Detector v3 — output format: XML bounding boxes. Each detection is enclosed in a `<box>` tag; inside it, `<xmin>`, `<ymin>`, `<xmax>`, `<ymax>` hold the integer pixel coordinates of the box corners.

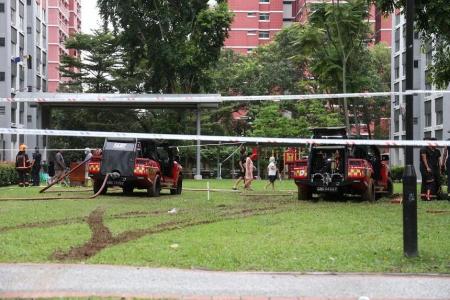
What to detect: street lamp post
<box><xmin>402</xmin><ymin>0</ymin><xmax>418</xmax><ymax>257</ymax></box>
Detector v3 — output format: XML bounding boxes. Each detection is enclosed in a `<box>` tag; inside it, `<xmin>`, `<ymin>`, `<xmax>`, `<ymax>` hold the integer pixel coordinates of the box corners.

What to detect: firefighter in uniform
<box><xmin>15</xmin><ymin>144</ymin><xmax>31</xmax><ymax>187</ymax></box>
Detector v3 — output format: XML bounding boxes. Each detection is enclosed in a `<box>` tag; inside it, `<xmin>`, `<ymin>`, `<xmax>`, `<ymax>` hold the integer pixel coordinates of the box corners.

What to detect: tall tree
<box><xmin>307</xmin><ymin>0</ymin><xmax>371</xmax><ymax>132</ymax></box>
<box><xmin>97</xmin><ymin>0</ymin><xmax>233</xmax><ymax>93</ymax></box>
<box><xmin>59</xmin><ymin>30</ymin><xmax>118</xmax><ymax>93</ymax></box>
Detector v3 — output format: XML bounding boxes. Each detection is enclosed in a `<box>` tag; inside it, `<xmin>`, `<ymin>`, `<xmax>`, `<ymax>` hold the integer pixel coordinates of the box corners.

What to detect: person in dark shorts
<box><xmin>265</xmin><ymin>156</ymin><xmax>278</xmax><ymax>191</ymax></box>
<box><xmin>232</xmin><ymin>147</ymin><xmax>247</xmax><ymax>190</ymax></box>
<box><xmin>31</xmin><ymin>147</ymin><xmax>42</xmax><ymax>186</ymax></box>
<box><xmin>420</xmin><ymin>138</ymin><xmax>441</xmax><ymax>200</ymax></box>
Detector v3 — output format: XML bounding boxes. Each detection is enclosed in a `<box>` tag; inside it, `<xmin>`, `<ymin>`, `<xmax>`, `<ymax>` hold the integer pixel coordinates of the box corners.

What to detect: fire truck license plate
<box><xmin>317</xmin><ymin>186</ymin><xmax>338</xmax><ymax>192</ymax></box>
<box><xmin>108</xmin><ymin>180</ymin><xmax>124</xmax><ymax>186</ymax></box>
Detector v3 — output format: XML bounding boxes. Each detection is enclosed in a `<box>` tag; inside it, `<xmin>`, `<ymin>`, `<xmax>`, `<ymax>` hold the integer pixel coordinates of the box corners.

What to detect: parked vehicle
<box><xmin>292</xmin><ymin>127</ymin><xmax>393</xmax><ymax>201</ymax></box>
<box><xmin>88</xmin><ymin>138</ymin><xmax>183</xmax><ymax>196</ymax></box>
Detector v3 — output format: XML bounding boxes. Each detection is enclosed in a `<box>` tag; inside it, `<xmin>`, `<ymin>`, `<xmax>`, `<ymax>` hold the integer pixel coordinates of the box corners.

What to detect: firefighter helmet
<box><xmin>19</xmin><ymin>144</ymin><xmax>27</xmax><ymax>151</ymax></box>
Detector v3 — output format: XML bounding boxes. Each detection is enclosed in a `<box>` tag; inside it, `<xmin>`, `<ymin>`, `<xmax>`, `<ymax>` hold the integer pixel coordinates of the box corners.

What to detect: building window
<box><xmin>394</xmin><ymin>55</ymin><xmax>399</xmax><ymax>79</ymax></box>
<box><xmin>424</xmin><ymin>101</ymin><xmax>431</xmax><ymax>127</ymax></box>
<box><xmin>394</xmin><ymin>28</ymin><xmax>400</xmax><ymax>52</ymax></box>
<box><xmin>0</xmin><ymin>72</ymin><xmax>5</xmax><ymax>81</ymax></box>
<box><xmin>27</xmin><ymin>26</ymin><xmax>31</xmax><ymax>34</ymax></box>
<box><xmin>402</xmin><ymin>52</ymin><xmax>406</xmax><ymax>76</ymax></box>
<box><xmin>0</xmin><ymin>3</ymin><xmax>4</xmax><ymax>13</ymax></box>
<box><xmin>247</xmin><ymin>49</ymin><xmax>254</xmax><ymax>54</ymax></box>
<box><xmin>435</xmin><ymin>97</ymin><xmax>443</xmax><ymax>125</ymax></box>
<box><xmin>259</xmin><ymin>13</ymin><xmax>270</xmax><ymax>21</ymax></box>
<box><xmin>394</xmin><ymin>82</ymin><xmax>399</xmax><ymax>106</ymax></box>
<box><xmin>394</xmin><ymin>109</ymin><xmax>400</xmax><ymax>133</ymax></box>
<box><xmin>247</xmin><ymin>30</ymin><xmax>257</xmax><ymax>36</ymax></box>
<box><xmin>0</xmin><ymin>106</ymin><xmax>5</xmax><ymax>115</ymax></box>
<box><xmin>0</xmin><ymin>37</ymin><xmax>5</xmax><ymax>47</ymax></box>
<box><xmin>259</xmin><ymin>0</ymin><xmax>270</xmax><ymax>3</ymax></box>
<box><xmin>247</xmin><ymin>12</ymin><xmax>256</xmax><ymax>17</ymax></box>
<box><xmin>259</xmin><ymin>31</ymin><xmax>270</xmax><ymax>39</ymax></box>
<box><xmin>424</xmin><ymin>131</ymin><xmax>432</xmax><ymax>139</ymax></box>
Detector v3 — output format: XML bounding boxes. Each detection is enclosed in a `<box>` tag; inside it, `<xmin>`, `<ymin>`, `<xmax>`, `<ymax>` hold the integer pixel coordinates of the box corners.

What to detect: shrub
<box><xmin>0</xmin><ymin>163</ymin><xmax>18</xmax><ymax>187</ymax></box>
<box><xmin>390</xmin><ymin>166</ymin><xmax>405</xmax><ymax>182</ymax></box>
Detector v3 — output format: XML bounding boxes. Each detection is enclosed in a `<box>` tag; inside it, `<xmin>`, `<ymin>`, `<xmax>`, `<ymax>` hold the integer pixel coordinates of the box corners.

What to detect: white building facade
<box><xmin>390</xmin><ymin>11</ymin><xmax>450</xmax><ymax>171</ymax></box>
<box><xmin>0</xmin><ymin>0</ymin><xmax>48</xmax><ymax>161</ymax></box>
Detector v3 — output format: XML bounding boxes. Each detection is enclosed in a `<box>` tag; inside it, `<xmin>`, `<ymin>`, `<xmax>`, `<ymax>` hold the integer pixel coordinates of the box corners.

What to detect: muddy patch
<box><xmin>52</xmin><ymin>207</ymin><xmax>113</xmax><ymax>260</ymax></box>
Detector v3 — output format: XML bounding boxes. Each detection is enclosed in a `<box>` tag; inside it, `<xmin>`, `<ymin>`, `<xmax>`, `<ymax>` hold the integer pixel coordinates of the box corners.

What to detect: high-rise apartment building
<box><xmin>224</xmin><ymin>0</ymin><xmax>294</xmax><ymax>54</ymax></box>
<box><xmin>224</xmin><ymin>0</ymin><xmax>392</xmax><ymax>55</ymax></box>
<box><xmin>390</xmin><ymin>10</ymin><xmax>450</xmax><ymax>171</ymax></box>
<box><xmin>47</xmin><ymin>0</ymin><xmax>80</xmax><ymax>92</ymax></box>
<box><xmin>0</xmin><ymin>0</ymin><xmax>49</xmax><ymax>161</ymax></box>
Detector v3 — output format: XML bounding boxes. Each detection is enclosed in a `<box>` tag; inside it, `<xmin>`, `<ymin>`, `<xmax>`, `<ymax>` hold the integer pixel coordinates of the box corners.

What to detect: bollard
<box><xmin>402</xmin><ymin>164</ymin><xmax>418</xmax><ymax>257</ymax></box>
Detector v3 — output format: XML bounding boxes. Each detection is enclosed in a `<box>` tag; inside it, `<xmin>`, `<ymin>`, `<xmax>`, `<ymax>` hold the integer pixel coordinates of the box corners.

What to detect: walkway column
<box><xmin>194</xmin><ymin>107</ymin><xmax>202</xmax><ymax>180</ymax></box>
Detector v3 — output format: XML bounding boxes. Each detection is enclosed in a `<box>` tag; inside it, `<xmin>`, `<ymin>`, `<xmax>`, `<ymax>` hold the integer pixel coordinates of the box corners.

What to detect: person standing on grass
<box><xmin>232</xmin><ymin>147</ymin><xmax>246</xmax><ymax>190</ymax></box>
<box><xmin>244</xmin><ymin>151</ymin><xmax>255</xmax><ymax>190</ymax></box>
<box><xmin>47</xmin><ymin>161</ymin><xmax>55</xmax><ymax>184</ymax></box>
<box><xmin>420</xmin><ymin>139</ymin><xmax>441</xmax><ymax>200</ymax></box>
<box><xmin>265</xmin><ymin>156</ymin><xmax>278</xmax><ymax>191</ymax></box>
<box><xmin>54</xmin><ymin>150</ymin><xmax>66</xmax><ymax>182</ymax></box>
<box><xmin>442</xmin><ymin>138</ymin><xmax>450</xmax><ymax>200</ymax></box>
<box><xmin>84</xmin><ymin>148</ymin><xmax>93</xmax><ymax>186</ymax></box>
<box><xmin>15</xmin><ymin>144</ymin><xmax>31</xmax><ymax>187</ymax></box>
<box><xmin>31</xmin><ymin>147</ymin><xmax>42</xmax><ymax>186</ymax></box>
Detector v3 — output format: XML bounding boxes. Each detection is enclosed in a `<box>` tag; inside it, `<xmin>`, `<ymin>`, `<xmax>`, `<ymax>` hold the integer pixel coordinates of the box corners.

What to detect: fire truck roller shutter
<box><xmin>100</xmin><ymin>141</ymin><xmax>136</xmax><ymax>177</ymax></box>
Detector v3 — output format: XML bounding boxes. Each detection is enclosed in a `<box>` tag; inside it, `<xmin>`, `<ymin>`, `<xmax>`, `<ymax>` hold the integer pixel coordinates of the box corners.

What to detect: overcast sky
<box><xmin>80</xmin><ymin>0</ymin><xmax>218</xmax><ymax>33</ymax></box>
<box><xmin>81</xmin><ymin>0</ymin><xmax>101</xmax><ymax>33</ymax></box>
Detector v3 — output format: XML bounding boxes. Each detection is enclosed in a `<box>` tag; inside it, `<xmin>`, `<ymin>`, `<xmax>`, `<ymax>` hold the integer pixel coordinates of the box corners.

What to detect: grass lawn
<box><xmin>0</xmin><ymin>179</ymin><xmax>449</xmax><ymax>273</ymax></box>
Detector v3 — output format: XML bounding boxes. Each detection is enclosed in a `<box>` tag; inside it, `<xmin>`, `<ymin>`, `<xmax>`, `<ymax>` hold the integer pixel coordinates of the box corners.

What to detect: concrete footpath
<box><xmin>0</xmin><ymin>264</ymin><xmax>449</xmax><ymax>300</ymax></box>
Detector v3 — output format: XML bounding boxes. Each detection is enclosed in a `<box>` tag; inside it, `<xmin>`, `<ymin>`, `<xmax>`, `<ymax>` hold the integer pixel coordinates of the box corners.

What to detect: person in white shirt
<box><xmin>84</xmin><ymin>148</ymin><xmax>93</xmax><ymax>186</ymax></box>
<box><xmin>265</xmin><ymin>156</ymin><xmax>278</xmax><ymax>191</ymax></box>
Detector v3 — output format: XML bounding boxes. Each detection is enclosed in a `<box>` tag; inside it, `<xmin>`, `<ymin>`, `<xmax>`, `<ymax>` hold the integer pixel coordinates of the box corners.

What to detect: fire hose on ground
<box><xmin>0</xmin><ymin>158</ymin><xmax>111</xmax><ymax>201</ymax></box>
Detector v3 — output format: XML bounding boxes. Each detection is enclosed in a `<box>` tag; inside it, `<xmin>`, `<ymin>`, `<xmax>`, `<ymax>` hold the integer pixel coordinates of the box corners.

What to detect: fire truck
<box><xmin>292</xmin><ymin>128</ymin><xmax>393</xmax><ymax>201</ymax></box>
<box><xmin>88</xmin><ymin>138</ymin><xmax>183</xmax><ymax>196</ymax></box>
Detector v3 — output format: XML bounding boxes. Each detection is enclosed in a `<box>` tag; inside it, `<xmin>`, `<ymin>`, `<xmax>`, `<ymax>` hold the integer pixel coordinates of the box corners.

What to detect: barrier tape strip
<box><xmin>1</xmin><ymin>90</ymin><xmax>450</xmax><ymax>103</ymax></box>
<box><xmin>1</xmin><ymin>128</ymin><xmax>450</xmax><ymax>148</ymax></box>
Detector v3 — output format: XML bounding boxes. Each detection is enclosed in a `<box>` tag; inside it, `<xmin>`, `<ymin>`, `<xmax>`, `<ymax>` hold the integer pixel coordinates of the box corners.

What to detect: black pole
<box><xmin>402</xmin><ymin>0</ymin><xmax>418</xmax><ymax>257</ymax></box>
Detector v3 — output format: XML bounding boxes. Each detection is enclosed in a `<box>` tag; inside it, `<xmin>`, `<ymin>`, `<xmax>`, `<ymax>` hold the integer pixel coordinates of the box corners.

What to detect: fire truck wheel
<box><xmin>176</xmin><ymin>177</ymin><xmax>183</xmax><ymax>194</ymax></box>
<box><xmin>170</xmin><ymin>176</ymin><xmax>183</xmax><ymax>195</ymax></box>
<box><xmin>148</xmin><ymin>176</ymin><xmax>161</xmax><ymax>197</ymax></box>
<box><xmin>386</xmin><ymin>179</ymin><xmax>394</xmax><ymax>196</ymax></box>
<box><xmin>297</xmin><ymin>185</ymin><xmax>311</xmax><ymax>201</ymax></box>
<box><xmin>362</xmin><ymin>179</ymin><xmax>375</xmax><ymax>202</ymax></box>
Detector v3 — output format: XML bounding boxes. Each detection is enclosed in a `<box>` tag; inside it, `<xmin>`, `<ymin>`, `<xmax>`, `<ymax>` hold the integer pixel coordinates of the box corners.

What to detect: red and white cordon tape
<box><xmin>1</xmin><ymin>128</ymin><xmax>449</xmax><ymax>148</ymax></box>
<box><xmin>1</xmin><ymin>90</ymin><xmax>450</xmax><ymax>103</ymax></box>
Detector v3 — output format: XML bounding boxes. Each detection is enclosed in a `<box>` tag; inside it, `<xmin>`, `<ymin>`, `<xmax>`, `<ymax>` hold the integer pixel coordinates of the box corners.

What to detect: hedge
<box><xmin>0</xmin><ymin>163</ymin><xmax>18</xmax><ymax>187</ymax></box>
<box><xmin>390</xmin><ymin>166</ymin><xmax>405</xmax><ymax>182</ymax></box>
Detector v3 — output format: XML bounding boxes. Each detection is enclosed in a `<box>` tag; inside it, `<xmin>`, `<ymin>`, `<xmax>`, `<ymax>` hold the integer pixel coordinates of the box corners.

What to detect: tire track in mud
<box><xmin>50</xmin><ymin>205</ymin><xmax>289</xmax><ymax>261</ymax></box>
<box><xmin>0</xmin><ymin>196</ymin><xmax>297</xmax><ymax>233</ymax></box>
<box><xmin>0</xmin><ymin>210</ymin><xmax>167</xmax><ymax>233</ymax></box>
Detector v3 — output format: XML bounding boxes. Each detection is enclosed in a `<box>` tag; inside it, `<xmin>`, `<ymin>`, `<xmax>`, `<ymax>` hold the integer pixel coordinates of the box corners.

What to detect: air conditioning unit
<box><xmin>10</xmin><ymin>123</ymin><xmax>17</xmax><ymax>128</ymax></box>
